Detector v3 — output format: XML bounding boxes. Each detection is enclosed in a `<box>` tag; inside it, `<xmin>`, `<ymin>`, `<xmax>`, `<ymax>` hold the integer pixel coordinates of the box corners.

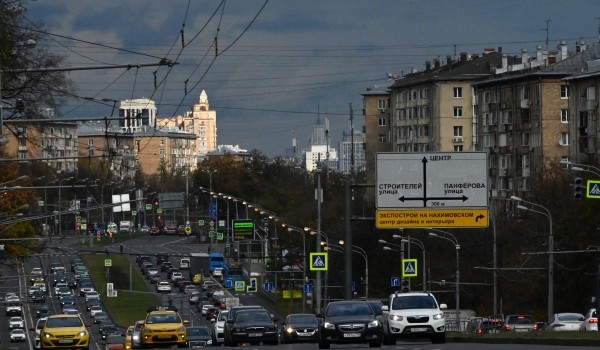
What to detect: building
<box><xmin>303</xmin><ymin>117</ymin><xmax>338</xmax><ymax>172</ymax></box>
<box><xmin>118</xmin><ymin>98</ymin><xmax>157</xmax><ymax>132</ymax></box>
<box><xmin>206</xmin><ymin>144</ymin><xmax>252</xmax><ymax>163</ymax></box>
<box><xmin>156</xmin><ymin>90</ymin><xmax>217</xmax><ymax>160</ymax></box>
<box><xmin>338</xmin><ymin>131</ymin><xmax>366</xmax><ymax>175</ymax></box>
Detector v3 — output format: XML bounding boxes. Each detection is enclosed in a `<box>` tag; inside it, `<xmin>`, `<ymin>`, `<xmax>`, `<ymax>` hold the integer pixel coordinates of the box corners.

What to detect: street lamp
<box><xmin>392</xmin><ymin>235</ymin><xmax>427</xmax><ymax>292</ymax></box>
<box><xmin>327</xmin><ymin>242</ymin><xmax>369</xmax><ymax>299</ymax></box>
<box><xmin>286</xmin><ymin>226</ymin><xmax>306</xmax><ymax>313</ymax></box>
<box><xmin>429</xmin><ymin>230</ymin><xmax>460</xmax><ymax>328</ymax></box>
<box><xmin>58</xmin><ymin>176</ymin><xmax>73</xmax><ymax>239</ymax></box>
<box><xmin>511</xmin><ymin>195</ymin><xmax>553</xmax><ymax>322</ymax></box>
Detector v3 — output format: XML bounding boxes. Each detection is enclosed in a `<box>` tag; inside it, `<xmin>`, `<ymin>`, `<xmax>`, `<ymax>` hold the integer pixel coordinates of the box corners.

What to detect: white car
<box><xmin>171</xmin><ymin>272</ymin><xmax>183</xmax><ymax>282</ymax></box>
<box><xmin>9</xmin><ymin>316</ymin><xmax>25</xmax><ymax>329</ymax></box>
<box><xmin>85</xmin><ymin>291</ymin><xmax>100</xmax><ymax>301</ymax></box>
<box><xmin>9</xmin><ymin>328</ymin><xmax>27</xmax><ymax>342</ymax></box>
<box><xmin>156</xmin><ymin>281</ymin><xmax>172</xmax><ymax>293</ymax></box>
<box><xmin>90</xmin><ymin>305</ymin><xmax>104</xmax><ymax>317</ymax></box>
<box><xmin>30</xmin><ymin>268</ymin><xmax>44</xmax><ymax>282</ymax></box>
<box><xmin>200</xmin><ymin>304</ymin><xmax>213</xmax><ymax>316</ymax></box>
<box><xmin>212</xmin><ymin>310</ymin><xmax>228</xmax><ymax>344</ymax></box>
<box><xmin>581</xmin><ymin>308</ymin><xmax>598</xmax><ymax>331</ymax></box>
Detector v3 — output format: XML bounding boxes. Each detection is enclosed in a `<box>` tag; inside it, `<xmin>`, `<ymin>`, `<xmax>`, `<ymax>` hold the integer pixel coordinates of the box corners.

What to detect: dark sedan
<box><xmin>186</xmin><ymin>326</ymin><xmax>213</xmax><ymax>347</ymax></box>
<box><xmin>318</xmin><ymin>300</ymin><xmax>382</xmax><ymax>349</ymax></box>
<box><xmin>281</xmin><ymin>313</ymin><xmax>319</xmax><ymax>343</ymax></box>
<box><xmin>224</xmin><ymin>309</ymin><xmax>279</xmax><ymax>346</ymax></box>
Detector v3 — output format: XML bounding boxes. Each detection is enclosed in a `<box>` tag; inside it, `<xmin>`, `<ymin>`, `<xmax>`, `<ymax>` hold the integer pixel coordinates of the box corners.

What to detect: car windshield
<box><xmin>187</xmin><ymin>327</ymin><xmax>211</xmax><ymax>336</ymax></box>
<box><xmin>235</xmin><ymin>311</ymin><xmax>271</xmax><ymax>322</ymax></box>
<box><xmin>146</xmin><ymin>314</ymin><xmax>181</xmax><ymax>324</ymax></box>
<box><xmin>288</xmin><ymin>315</ymin><xmax>317</xmax><ymax>324</ymax></box>
<box><xmin>46</xmin><ymin>317</ymin><xmax>83</xmax><ymax>327</ymax></box>
<box><xmin>326</xmin><ymin>302</ymin><xmax>373</xmax><ymax>317</ymax></box>
<box><xmin>391</xmin><ymin>296</ymin><xmax>437</xmax><ymax>310</ymax></box>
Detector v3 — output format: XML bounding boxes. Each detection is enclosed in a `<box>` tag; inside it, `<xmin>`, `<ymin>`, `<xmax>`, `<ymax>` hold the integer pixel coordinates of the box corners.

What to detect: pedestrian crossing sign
<box><xmin>402</xmin><ymin>259</ymin><xmax>418</xmax><ymax>278</ymax></box>
<box><xmin>310</xmin><ymin>252</ymin><xmax>328</xmax><ymax>271</ymax></box>
<box><xmin>587</xmin><ymin>180</ymin><xmax>600</xmax><ymax>199</ymax></box>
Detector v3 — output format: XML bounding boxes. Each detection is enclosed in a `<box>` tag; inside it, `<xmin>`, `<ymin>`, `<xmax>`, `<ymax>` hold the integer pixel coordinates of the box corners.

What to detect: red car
<box><xmin>149</xmin><ymin>227</ymin><xmax>161</xmax><ymax>236</ymax></box>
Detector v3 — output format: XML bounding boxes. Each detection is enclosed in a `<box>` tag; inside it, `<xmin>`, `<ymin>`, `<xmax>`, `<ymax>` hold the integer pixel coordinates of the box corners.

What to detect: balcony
<box><xmin>452</xmin><ymin>136</ymin><xmax>464</xmax><ymax>143</ymax></box>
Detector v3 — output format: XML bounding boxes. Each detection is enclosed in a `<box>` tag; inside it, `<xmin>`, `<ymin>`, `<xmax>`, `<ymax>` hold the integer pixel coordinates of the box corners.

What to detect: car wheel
<box><xmin>383</xmin><ymin>331</ymin><xmax>396</xmax><ymax>345</ymax></box>
<box><xmin>318</xmin><ymin>341</ymin><xmax>330</xmax><ymax>349</ymax></box>
<box><xmin>369</xmin><ymin>341</ymin><xmax>382</xmax><ymax>347</ymax></box>
<box><xmin>431</xmin><ymin>333</ymin><xmax>446</xmax><ymax>344</ymax></box>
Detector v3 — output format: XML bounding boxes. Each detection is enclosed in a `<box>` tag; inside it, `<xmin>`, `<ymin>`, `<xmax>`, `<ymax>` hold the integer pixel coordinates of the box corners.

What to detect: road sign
<box><xmin>234</xmin><ymin>280</ymin><xmax>245</xmax><ymax>292</ymax></box>
<box><xmin>310</xmin><ymin>253</ymin><xmax>328</xmax><ymax>271</ymax></box>
<box><xmin>225</xmin><ymin>279</ymin><xmax>234</xmax><ymax>288</ymax></box>
<box><xmin>156</xmin><ymin>208</ymin><xmax>163</xmax><ymax>214</ymax></box>
<box><xmin>402</xmin><ymin>259</ymin><xmax>418</xmax><ymax>278</ymax></box>
<box><xmin>587</xmin><ymin>180</ymin><xmax>600</xmax><ymax>198</ymax></box>
<box><xmin>216</xmin><ymin>232</ymin><xmax>224</xmax><ymax>240</ymax></box>
<box><xmin>233</xmin><ymin>219</ymin><xmax>254</xmax><ymax>240</ymax></box>
<box><xmin>304</xmin><ymin>283</ymin><xmax>313</xmax><ymax>293</ymax></box>
<box><xmin>104</xmin><ymin>259</ymin><xmax>112</xmax><ymax>267</ymax></box>
<box><xmin>391</xmin><ymin>277</ymin><xmax>400</xmax><ymax>287</ymax></box>
<box><xmin>376</xmin><ymin>208</ymin><xmax>489</xmax><ymax>228</ymax></box>
<box><xmin>132</xmin><ymin>210</ymin><xmax>137</xmax><ymax>216</ymax></box>
<box><xmin>198</xmin><ymin>219</ymin><xmax>205</xmax><ymax>226</ymax></box>
<box><xmin>351</xmin><ymin>281</ymin><xmax>356</xmax><ymax>292</ymax></box>
<box><xmin>264</xmin><ymin>282</ymin><xmax>273</xmax><ymax>292</ymax></box>
<box><xmin>376</xmin><ymin>152</ymin><xmax>488</xmax><ymax>209</ymax></box>
<box><xmin>185</xmin><ymin>225</ymin><xmax>192</xmax><ymax>235</ymax></box>
<box><xmin>146</xmin><ymin>204</ymin><xmax>152</xmax><ymax>210</ymax></box>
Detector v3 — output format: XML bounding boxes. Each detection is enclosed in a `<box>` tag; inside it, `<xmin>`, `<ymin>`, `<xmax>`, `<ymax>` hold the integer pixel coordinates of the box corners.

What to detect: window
<box><xmin>522</xmin><ymin>154</ymin><xmax>530</xmax><ymax>169</ymax></box>
<box><xmin>419</xmin><ymin>106</ymin><xmax>429</xmax><ymax>118</ymax></box>
<box><xmin>453</xmin><ymin>126</ymin><xmax>463</xmax><ymax>137</ymax></box>
<box><xmin>399</xmin><ymin>109</ymin><xmax>406</xmax><ymax>120</ymax></box>
<box><xmin>499</xmin><ymin>156</ymin><xmax>507</xmax><ymax>169</ymax></box>
<box><xmin>560</xmin><ymin>85</ymin><xmax>569</xmax><ymax>99</ymax></box>
<box><xmin>561</xmin><ymin>109</ymin><xmax>569</xmax><ymax>123</ymax></box>
<box><xmin>453</xmin><ymin>87</ymin><xmax>463</xmax><ymax>98</ymax></box>
<box><xmin>453</xmin><ymin>107</ymin><xmax>463</xmax><ymax>118</ymax></box>
<box><xmin>88</xmin><ymin>139</ymin><xmax>93</xmax><ymax>146</ymax></box>
<box><xmin>378</xmin><ymin>134</ymin><xmax>386</xmax><ymax>143</ymax></box>
<box><xmin>378</xmin><ymin>117</ymin><xmax>387</xmax><ymax>126</ymax></box>
<box><xmin>378</xmin><ymin>99</ymin><xmax>387</xmax><ymax>111</ymax></box>
<box><xmin>522</xmin><ymin>132</ymin><xmax>530</xmax><ymax>146</ymax></box>
<box><xmin>560</xmin><ymin>132</ymin><xmax>569</xmax><ymax>146</ymax></box>
<box><xmin>587</xmin><ymin>86</ymin><xmax>596</xmax><ymax>101</ymax></box>
<box><xmin>454</xmin><ymin>145</ymin><xmax>463</xmax><ymax>152</ymax></box>
<box><xmin>420</xmin><ymin>88</ymin><xmax>429</xmax><ymax>99</ymax></box>
<box><xmin>418</xmin><ymin>125</ymin><xmax>429</xmax><ymax>137</ymax></box>
<box><xmin>159</xmin><ymin>139</ymin><xmax>165</xmax><ymax>146</ymax></box>
<box><xmin>411</xmin><ymin>90</ymin><xmax>418</xmax><ymax>100</ymax></box>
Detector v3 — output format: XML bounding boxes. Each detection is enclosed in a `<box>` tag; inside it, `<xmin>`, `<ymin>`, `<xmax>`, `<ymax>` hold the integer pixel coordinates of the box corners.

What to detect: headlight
<box><xmin>390</xmin><ymin>315</ymin><xmax>403</xmax><ymax>321</ymax></box>
<box><xmin>368</xmin><ymin>320</ymin><xmax>379</xmax><ymax>328</ymax></box>
<box><xmin>432</xmin><ymin>312</ymin><xmax>444</xmax><ymax>320</ymax></box>
<box><xmin>43</xmin><ymin>332</ymin><xmax>53</xmax><ymax>338</ymax></box>
<box><xmin>133</xmin><ymin>335</ymin><xmax>140</xmax><ymax>340</ymax></box>
<box><xmin>323</xmin><ymin>322</ymin><xmax>335</xmax><ymax>330</ymax></box>
<box><xmin>78</xmin><ymin>331</ymin><xmax>87</xmax><ymax>337</ymax></box>
<box><xmin>207</xmin><ymin>340</ymin><xmax>212</xmax><ymax>345</ymax></box>
<box><xmin>215</xmin><ymin>325</ymin><xmax>223</xmax><ymax>331</ymax></box>
<box><xmin>285</xmin><ymin>327</ymin><xmax>295</xmax><ymax>334</ymax></box>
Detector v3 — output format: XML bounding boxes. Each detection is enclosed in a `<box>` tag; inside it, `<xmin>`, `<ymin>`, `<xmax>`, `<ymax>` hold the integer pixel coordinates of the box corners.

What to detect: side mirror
<box><xmin>381</xmin><ymin>305</ymin><xmax>389</xmax><ymax>312</ymax></box>
<box><xmin>439</xmin><ymin>304</ymin><xmax>448</xmax><ymax>310</ymax></box>
<box><xmin>85</xmin><ymin>322</ymin><xmax>92</xmax><ymax>328</ymax></box>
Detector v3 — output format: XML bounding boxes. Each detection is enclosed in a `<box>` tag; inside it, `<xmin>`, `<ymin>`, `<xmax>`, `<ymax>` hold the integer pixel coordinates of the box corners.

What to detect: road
<box><xmin>1</xmin><ymin>235</ymin><xmax>598</xmax><ymax>350</ymax></box>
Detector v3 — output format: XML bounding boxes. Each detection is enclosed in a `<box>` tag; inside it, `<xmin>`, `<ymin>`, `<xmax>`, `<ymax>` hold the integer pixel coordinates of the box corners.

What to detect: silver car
<box><xmin>546</xmin><ymin>313</ymin><xmax>584</xmax><ymax>331</ymax></box>
<box><xmin>580</xmin><ymin>308</ymin><xmax>598</xmax><ymax>331</ymax></box>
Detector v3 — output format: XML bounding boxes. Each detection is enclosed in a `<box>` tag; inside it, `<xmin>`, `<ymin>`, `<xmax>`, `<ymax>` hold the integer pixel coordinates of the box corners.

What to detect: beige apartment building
<box><xmin>156</xmin><ymin>89</ymin><xmax>217</xmax><ymax>160</ymax></box>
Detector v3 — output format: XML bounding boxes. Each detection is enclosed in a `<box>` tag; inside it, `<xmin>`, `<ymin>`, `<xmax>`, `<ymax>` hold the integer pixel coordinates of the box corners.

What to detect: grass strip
<box><xmin>82</xmin><ymin>253</ymin><xmax>159</xmax><ymax>327</ymax></box>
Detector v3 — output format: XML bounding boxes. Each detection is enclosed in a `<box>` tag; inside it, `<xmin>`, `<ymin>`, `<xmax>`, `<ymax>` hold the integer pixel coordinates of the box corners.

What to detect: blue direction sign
<box><xmin>264</xmin><ymin>282</ymin><xmax>273</xmax><ymax>292</ymax></box>
<box><xmin>352</xmin><ymin>282</ymin><xmax>356</xmax><ymax>292</ymax></box>
<box><xmin>391</xmin><ymin>277</ymin><xmax>400</xmax><ymax>287</ymax></box>
<box><xmin>402</xmin><ymin>259</ymin><xmax>418</xmax><ymax>278</ymax></box>
<box><xmin>310</xmin><ymin>253</ymin><xmax>328</xmax><ymax>271</ymax></box>
<box><xmin>225</xmin><ymin>278</ymin><xmax>234</xmax><ymax>288</ymax></box>
<box><xmin>304</xmin><ymin>283</ymin><xmax>313</xmax><ymax>293</ymax></box>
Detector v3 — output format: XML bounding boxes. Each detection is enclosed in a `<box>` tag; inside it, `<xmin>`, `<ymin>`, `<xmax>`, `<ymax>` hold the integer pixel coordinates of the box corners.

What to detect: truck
<box><xmin>209</xmin><ymin>252</ymin><xmax>225</xmax><ymax>273</ymax></box>
<box><xmin>119</xmin><ymin>221</ymin><xmax>131</xmax><ymax>233</ymax></box>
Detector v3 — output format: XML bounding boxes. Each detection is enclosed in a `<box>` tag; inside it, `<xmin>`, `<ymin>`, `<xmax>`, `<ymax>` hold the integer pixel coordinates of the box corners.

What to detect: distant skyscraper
<box><xmin>304</xmin><ymin>116</ymin><xmax>338</xmax><ymax>172</ymax></box>
<box><xmin>339</xmin><ymin>131</ymin><xmax>365</xmax><ymax>174</ymax></box>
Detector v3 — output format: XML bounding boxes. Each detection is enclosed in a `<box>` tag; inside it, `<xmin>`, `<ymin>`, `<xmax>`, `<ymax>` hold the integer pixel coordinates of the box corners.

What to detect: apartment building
<box><xmin>475</xmin><ymin>41</ymin><xmax>599</xmax><ymax>199</ymax></box>
<box><xmin>338</xmin><ymin>131</ymin><xmax>366</xmax><ymax>175</ymax></box>
<box><xmin>156</xmin><ymin>89</ymin><xmax>217</xmax><ymax>160</ymax></box>
<box><xmin>2</xmin><ymin>121</ymin><xmax>78</xmax><ymax>174</ymax></box>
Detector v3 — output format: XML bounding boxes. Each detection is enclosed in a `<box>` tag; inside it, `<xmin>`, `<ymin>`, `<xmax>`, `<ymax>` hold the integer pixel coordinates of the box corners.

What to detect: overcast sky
<box><xmin>25</xmin><ymin>0</ymin><xmax>600</xmax><ymax>157</ymax></box>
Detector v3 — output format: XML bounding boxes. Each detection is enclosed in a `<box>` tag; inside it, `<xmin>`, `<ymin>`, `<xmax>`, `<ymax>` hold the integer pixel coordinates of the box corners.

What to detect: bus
<box><xmin>209</xmin><ymin>252</ymin><xmax>225</xmax><ymax>273</ymax></box>
<box><xmin>223</xmin><ymin>264</ymin><xmax>244</xmax><ymax>282</ymax></box>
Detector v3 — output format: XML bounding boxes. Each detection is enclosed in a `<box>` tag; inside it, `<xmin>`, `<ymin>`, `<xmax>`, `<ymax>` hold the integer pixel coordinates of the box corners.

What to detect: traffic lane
<box><xmin>240</xmin><ymin>342</ymin><xmax>600</xmax><ymax>350</ymax></box>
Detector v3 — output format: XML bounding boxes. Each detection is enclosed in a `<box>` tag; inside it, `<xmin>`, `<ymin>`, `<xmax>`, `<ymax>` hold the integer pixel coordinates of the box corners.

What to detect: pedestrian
<box><xmin>120</xmin><ymin>244</ymin><xmax>124</xmax><ymax>254</ymax></box>
<box><xmin>208</xmin><ymin>245</ymin><xmax>212</xmax><ymax>253</ymax></box>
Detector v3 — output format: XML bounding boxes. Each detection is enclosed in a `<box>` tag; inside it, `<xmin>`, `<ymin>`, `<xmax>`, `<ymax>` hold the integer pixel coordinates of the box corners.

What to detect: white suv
<box><xmin>381</xmin><ymin>292</ymin><xmax>447</xmax><ymax>344</ymax></box>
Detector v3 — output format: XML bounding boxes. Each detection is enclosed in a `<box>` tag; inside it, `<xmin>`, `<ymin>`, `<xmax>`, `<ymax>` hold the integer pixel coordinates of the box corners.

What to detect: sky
<box><xmin>24</xmin><ymin>0</ymin><xmax>600</xmax><ymax>157</ymax></box>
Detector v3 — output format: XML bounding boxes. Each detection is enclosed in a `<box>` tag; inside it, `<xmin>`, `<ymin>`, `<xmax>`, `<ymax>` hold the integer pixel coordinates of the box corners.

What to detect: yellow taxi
<box><xmin>192</xmin><ymin>274</ymin><xmax>203</xmax><ymax>285</ymax></box>
<box><xmin>140</xmin><ymin>311</ymin><xmax>186</xmax><ymax>348</ymax></box>
<box><xmin>123</xmin><ymin>326</ymin><xmax>134</xmax><ymax>350</ymax></box>
<box><xmin>40</xmin><ymin>314</ymin><xmax>90</xmax><ymax>350</ymax></box>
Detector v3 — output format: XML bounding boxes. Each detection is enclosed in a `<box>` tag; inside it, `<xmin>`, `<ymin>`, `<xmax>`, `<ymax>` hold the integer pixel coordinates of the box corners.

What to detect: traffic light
<box><xmin>153</xmin><ymin>197</ymin><xmax>159</xmax><ymax>208</ymax></box>
<box><xmin>401</xmin><ymin>279</ymin><xmax>410</xmax><ymax>293</ymax></box>
<box><xmin>574</xmin><ymin>177</ymin><xmax>583</xmax><ymax>199</ymax></box>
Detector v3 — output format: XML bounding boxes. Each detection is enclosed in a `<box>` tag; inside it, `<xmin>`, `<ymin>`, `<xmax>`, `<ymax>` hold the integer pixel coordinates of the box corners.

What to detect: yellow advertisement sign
<box><xmin>376</xmin><ymin>208</ymin><xmax>489</xmax><ymax>228</ymax></box>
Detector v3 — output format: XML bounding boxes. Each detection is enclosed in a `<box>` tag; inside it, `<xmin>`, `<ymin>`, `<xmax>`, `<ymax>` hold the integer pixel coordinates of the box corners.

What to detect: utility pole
<box><xmin>344</xmin><ymin>103</ymin><xmax>354</xmax><ymax>300</ymax></box>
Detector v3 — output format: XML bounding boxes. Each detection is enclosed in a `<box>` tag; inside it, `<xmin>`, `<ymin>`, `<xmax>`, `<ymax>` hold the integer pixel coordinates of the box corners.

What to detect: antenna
<box><xmin>544</xmin><ymin>19</ymin><xmax>551</xmax><ymax>50</ymax></box>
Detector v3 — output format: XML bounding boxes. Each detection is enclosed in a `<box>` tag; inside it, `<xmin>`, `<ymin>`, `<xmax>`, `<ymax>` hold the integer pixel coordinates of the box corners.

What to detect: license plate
<box><xmin>410</xmin><ymin>327</ymin><xmax>428</xmax><ymax>332</ymax></box>
<box><xmin>515</xmin><ymin>328</ymin><xmax>529</xmax><ymax>332</ymax></box>
<box><xmin>58</xmin><ymin>339</ymin><xmax>73</xmax><ymax>344</ymax></box>
<box><xmin>298</xmin><ymin>333</ymin><xmax>312</xmax><ymax>336</ymax></box>
<box><xmin>249</xmin><ymin>333</ymin><xmax>262</xmax><ymax>337</ymax></box>
<box><xmin>343</xmin><ymin>333</ymin><xmax>361</xmax><ymax>338</ymax></box>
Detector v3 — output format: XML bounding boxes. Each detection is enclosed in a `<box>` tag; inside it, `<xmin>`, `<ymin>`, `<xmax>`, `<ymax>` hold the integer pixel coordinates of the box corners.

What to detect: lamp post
<box><xmin>286</xmin><ymin>226</ymin><xmax>306</xmax><ymax>313</ymax></box>
<box><xmin>511</xmin><ymin>195</ymin><xmax>553</xmax><ymax>322</ymax></box>
<box><xmin>327</xmin><ymin>242</ymin><xmax>369</xmax><ymax>299</ymax></box>
<box><xmin>308</xmin><ymin>228</ymin><xmax>329</xmax><ymax>309</ymax></box>
<box><xmin>429</xmin><ymin>230</ymin><xmax>460</xmax><ymax>329</ymax></box>
<box><xmin>393</xmin><ymin>235</ymin><xmax>427</xmax><ymax>292</ymax></box>
<box><xmin>58</xmin><ymin>176</ymin><xmax>73</xmax><ymax>239</ymax></box>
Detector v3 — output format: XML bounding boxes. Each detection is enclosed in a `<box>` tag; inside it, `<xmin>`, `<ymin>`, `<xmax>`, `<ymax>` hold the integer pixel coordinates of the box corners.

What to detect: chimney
<box><xmin>502</xmin><ymin>54</ymin><xmax>508</xmax><ymax>69</ymax></box>
<box><xmin>498</xmin><ymin>47</ymin><xmax>503</xmax><ymax>53</ymax></box>
<box><xmin>460</xmin><ymin>52</ymin><xmax>468</xmax><ymax>62</ymax></box>
<box><xmin>535</xmin><ymin>45</ymin><xmax>542</xmax><ymax>63</ymax></box>
<box><xmin>446</xmin><ymin>55</ymin><xmax>454</xmax><ymax>65</ymax></box>
<box><xmin>557</xmin><ymin>40</ymin><xmax>567</xmax><ymax>61</ymax></box>
<box><xmin>433</xmin><ymin>58</ymin><xmax>440</xmax><ymax>68</ymax></box>
<box><xmin>425</xmin><ymin>61</ymin><xmax>431</xmax><ymax>71</ymax></box>
<box><xmin>576</xmin><ymin>40</ymin><xmax>587</xmax><ymax>52</ymax></box>
<box><xmin>521</xmin><ymin>48</ymin><xmax>529</xmax><ymax>63</ymax></box>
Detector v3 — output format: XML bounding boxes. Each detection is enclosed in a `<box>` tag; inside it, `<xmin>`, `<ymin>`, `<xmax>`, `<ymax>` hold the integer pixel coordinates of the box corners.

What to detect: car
<box><xmin>192</xmin><ymin>274</ymin><xmax>202</xmax><ymax>285</ymax></box>
<box><xmin>546</xmin><ymin>312</ymin><xmax>585</xmax><ymax>331</ymax></box>
<box><xmin>189</xmin><ymin>292</ymin><xmax>201</xmax><ymax>305</ymax></box>
<box><xmin>149</xmin><ymin>226</ymin><xmax>161</xmax><ymax>235</ymax></box>
<box><xmin>179</xmin><ymin>258</ymin><xmax>190</xmax><ymax>270</ymax></box>
<box><xmin>146</xmin><ymin>267</ymin><xmax>159</xmax><ymax>279</ymax></box>
<box><xmin>580</xmin><ymin>308</ymin><xmax>597</xmax><ymax>331</ymax></box>
<box><xmin>94</xmin><ymin>312</ymin><xmax>109</xmax><ymax>324</ymax></box>
<box><xmin>85</xmin><ymin>291</ymin><xmax>100</xmax><ymax>302</ymax></box>
<box><xmin>223</xmin><ymin>308</ymin><xmax>279</xmax><ymax>346</ymax></box>
<box><xmin>140</xmin><ymin>310</ymin><xmax>187</xmax><ymax>348</ymax></box>
<box><xmin>211</xmin><ymin>310</ymin><xmax>228</xmax><ymax>345</ymax></box>
<box><xmin>99</xmin><ymin>323</ymin><xmax>121</xmax><ymax>339</ymax></box>
<box><xmin>90</xmin><ymin>305</ymin><xmax>103</xmax><ymax>317</ymax></box>
<box><xmin>186</xmin><ymin>326</ymin><xmax>213</xmax><ymax>347</ymax></box>
<box><xmin>31</xmin><ymin>291</ymin><xmax>46</xmax><ymax>303</ymax></box>
<box><xmin>30</xmin><ymin>267</ymin><xmax>44</xmax><ymax>283</ymax></box>
<box><xmin>86</xmin><ymin>298</ymin><xmax>101</xmax><ymax>311</ymax></box>
<box><xmin>32</xmin><ymin>317</ymin><xmax>47</xmax><ymax>349</ymax></box>
<box><xmin>39</xmin><ymin>314</ymin><xmax>90</xmax><ymax>350</ymax></box>
<box><xmin>131</xmin><ymin>320</ymin><xmax>144</xmax><ymax>349</ymax></box>
<box><xmin>466</xmin><ymin>317</ymin><xmax>503</xmax><ymax>334</ymax></box>
<box><xmin>80</xmin><ymin>284</ymin><xmax>95</xmax><ymax>297</ymax></box>
<box><xmin>161</xmin><ymin>261</ymin><xmax>174</xmax><ymax>272</ymax></box>
<box><xmin>29</xmin><ymin>285</ymin><xmax>43</xmax><ymax>297</ymax></box>
<box><xmin>6</xmin><ymin>301</ymin><xmax>22</xmax><ymax>316</ymax></box>
<box><xmin>200</xmin><ymin>304</ymin><xmax>214</xmax><ymax>317</ymax></box>
<box><xmin>60</xmin><ymin>294</ymin><xmax>75</xmax><ymax>307</ymax></box>
<box><xmin>104</xmin><ymin>334</ymin><xmax>125</xmax><ymax>350</ymax></box>
<box><xmin>123</xmin><ymin>326</ymin><xmax>134</xmax><ymax>350</ymax></box>
<box><xmin>63</xmin><ymin>308</ymin><xmax>80</xmax><ymax>315</ymax></box>
<box><xmin>156</xmin><ymin>281</ymin><xmax>172</xmax><ymax>293</ymax></box>
<box><xmin>318</xmin><ymin>300</ymin><xmax>382</xmax><ymax>349</ymax></box>
<box><xmin>503</xmin><ymin>314</ymin><xmax>538</xmax><ymax>332</ymax></box>
<box><xmin>36</xmin><ymin>305</ymin><xmax>53</xmax><ymax>318</ymax></box>
<box><xmin>281</xmin><ymin>313</ymin><xmax>319</xmax><ymax>343</ymax></box>
<box><xmin>170</xmin><ymin>271</ymin><xmax>183</xmax><ymax>282</ymax></box>
<box><xmin>9</xmin><ymin>316</ymin><xmax>25</xmax><ymax>329</ymax></box>
<box><xmin>178</xmin><ymin>280</ymin><xmax>192</xmax><ymax>293</ymax></box>
<box><xmin>10</xmin><ymin>328</ymin><xmax>27</xmax><ymax>342</ymax></box>
<box><xmin>149</xmin><ymin>274</ymin><xmax>162</xmax><ymax>284</ymax></box>
<box><xmin>381</xmin><ymin>292</ymin><xmax>446</xmax><ymax>345</ymax></box>
<box><xmin>140</xmin><ymin>225</ymin><xmax>150</xmax><ymax>233</ymax></box>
